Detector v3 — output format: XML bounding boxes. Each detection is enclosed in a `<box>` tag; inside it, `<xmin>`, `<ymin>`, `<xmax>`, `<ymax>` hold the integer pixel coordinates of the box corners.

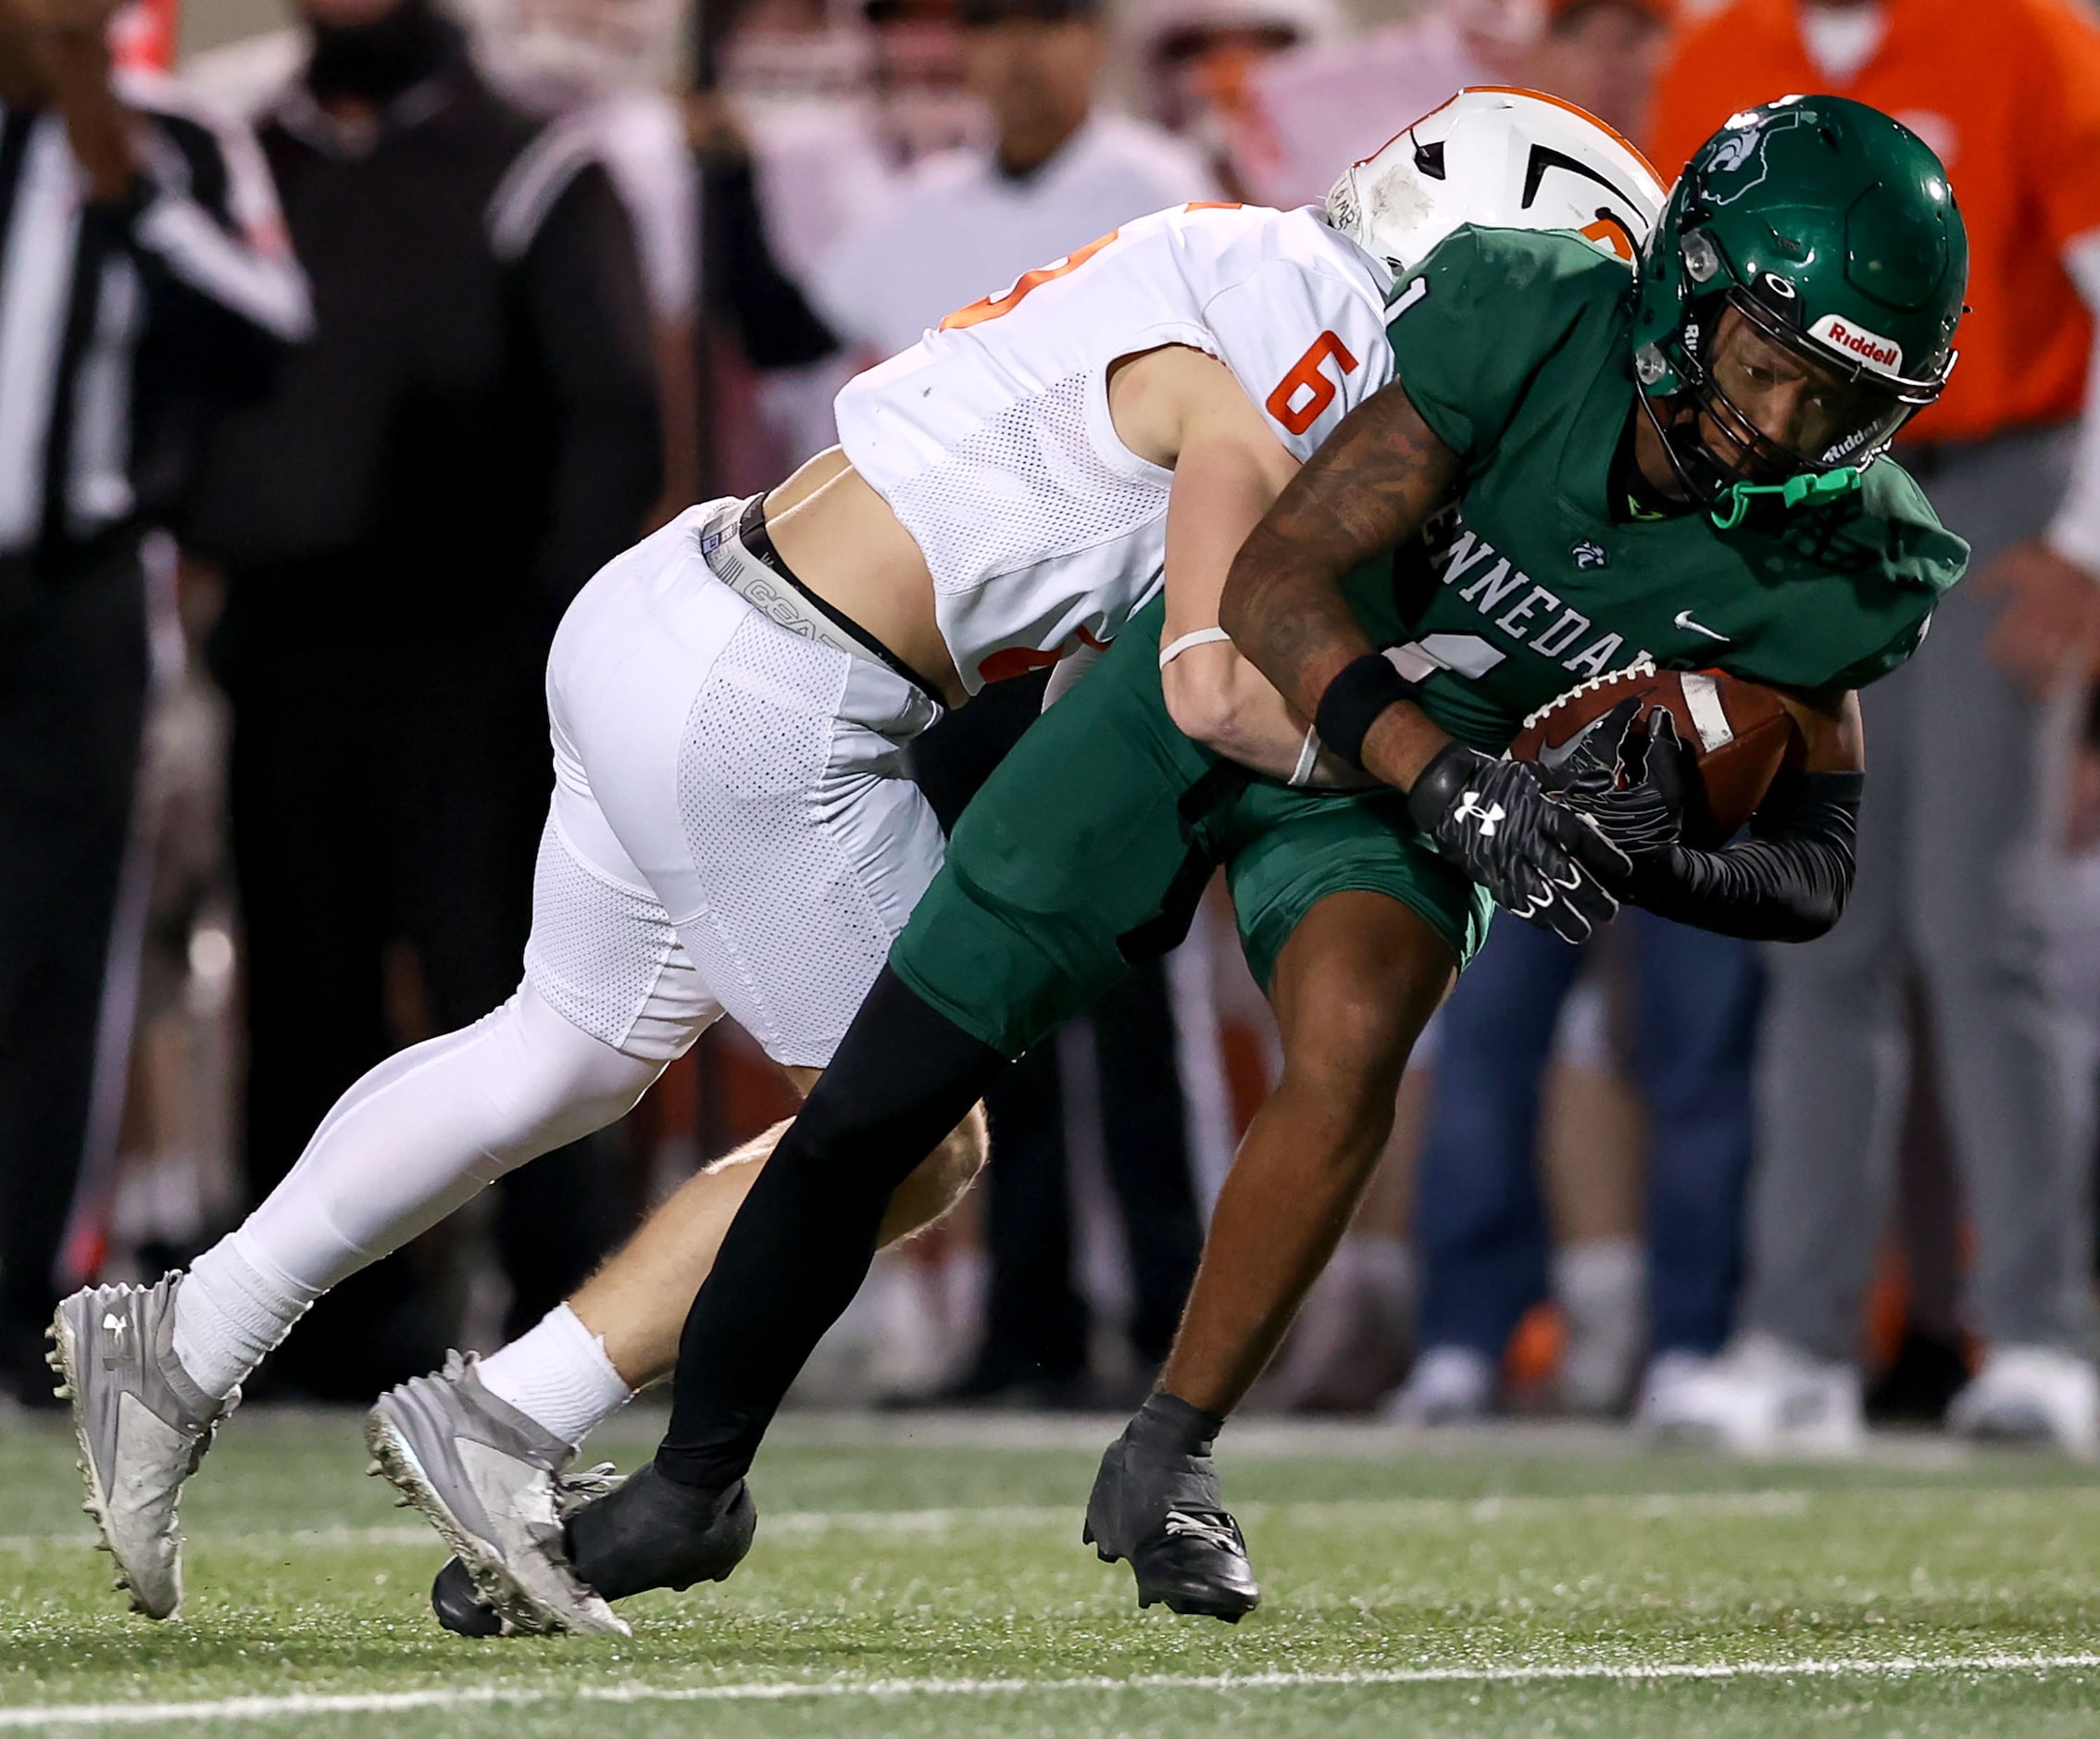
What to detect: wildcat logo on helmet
<box><xmin>1703</xmin><ymin>104</ymin><xmax>1811</xmax><ymax>205</ymax></box>
<box><xmin>1809</xmin><ymin>313</ymin><xmax>1904</xmax><ymax>377</ymax></box>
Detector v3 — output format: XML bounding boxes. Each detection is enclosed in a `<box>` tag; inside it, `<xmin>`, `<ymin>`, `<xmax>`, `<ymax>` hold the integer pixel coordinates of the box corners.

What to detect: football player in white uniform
<box><xmin>52</xmin><ymin>90</ymin><xmax>1661</xmax><ymax>1636</ymax></box>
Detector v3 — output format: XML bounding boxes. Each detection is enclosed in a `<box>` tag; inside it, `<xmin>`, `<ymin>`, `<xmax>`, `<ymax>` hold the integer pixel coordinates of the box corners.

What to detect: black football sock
<box><xmin>1124</xmin><ymin>1391</ymin><xmax>1226</xmax><ymax>1458</ymax></box>
<box><xmin>653</xmin><ymin>969</ymin><xmax>1006</xmax><ymax>1490</ymax></box>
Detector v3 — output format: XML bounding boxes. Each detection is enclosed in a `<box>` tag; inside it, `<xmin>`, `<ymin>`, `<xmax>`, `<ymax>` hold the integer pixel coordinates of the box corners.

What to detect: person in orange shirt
<box><xmin>1642</xmin><ymin>0</ymin><xmax>2100</xmax><ymax>1457</ymax></box>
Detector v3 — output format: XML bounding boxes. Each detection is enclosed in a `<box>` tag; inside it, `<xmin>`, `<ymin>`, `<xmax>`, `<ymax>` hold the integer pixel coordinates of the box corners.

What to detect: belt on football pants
<box><xmin>697</xmin><ymin>494</ymin><xmax>944</xmax><ymax>701</ymax></box>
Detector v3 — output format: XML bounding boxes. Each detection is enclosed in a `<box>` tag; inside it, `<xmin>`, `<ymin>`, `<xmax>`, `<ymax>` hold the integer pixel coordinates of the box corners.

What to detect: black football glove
<box><xmin>1559</xmin><ymin>713</ymin><xmax>1863</xmax><ymax>943</ymax></box>
<box><xmin>1407</xmin><ymin>742</ymin><xmax>1630</xmax><ymax>944</ymax></box>
<box><xmin>1544</xmin><ymin>700</ymin><xmax>1694</xmax><ymax>858</ymax></box>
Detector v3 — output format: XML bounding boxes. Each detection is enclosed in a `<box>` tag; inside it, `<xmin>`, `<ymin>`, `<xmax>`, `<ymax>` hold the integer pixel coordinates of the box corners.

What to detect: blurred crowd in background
<box><xmin>8</xmin><ymin>0</ymin><xmax>2100</xmax><ymax>1463</ymax></box>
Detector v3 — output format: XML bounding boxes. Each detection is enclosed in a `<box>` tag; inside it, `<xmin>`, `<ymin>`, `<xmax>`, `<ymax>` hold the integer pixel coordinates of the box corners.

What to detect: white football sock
<box><xmin>1553</xmin><ymin>1235</ymin><xmax>1646</xmax><ymax>1416</ymax></box>
<box><xmin>173</xmin><ymin>1233</ymin><xmax>323</xmax><ymax>1400</ymax></box>
<box><xmin>477</xmin><ymin>1303</ymin><xmax>633</xmax><ymax>1447</ymax></box>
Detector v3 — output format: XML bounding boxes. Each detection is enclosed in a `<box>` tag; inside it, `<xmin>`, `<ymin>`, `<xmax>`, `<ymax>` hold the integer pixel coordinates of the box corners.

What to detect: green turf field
<box><xmin>3</xmin><ymin>1407</ymin><xmax>2099</xmax><ymax>1735</ymax></box>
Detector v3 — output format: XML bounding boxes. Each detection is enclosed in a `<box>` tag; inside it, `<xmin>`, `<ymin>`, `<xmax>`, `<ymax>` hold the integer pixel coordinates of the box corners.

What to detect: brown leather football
<box><xmin>1507</xmin><ymin>664</ymin><xmax>1804</xmax><ymax>848</ymax></box>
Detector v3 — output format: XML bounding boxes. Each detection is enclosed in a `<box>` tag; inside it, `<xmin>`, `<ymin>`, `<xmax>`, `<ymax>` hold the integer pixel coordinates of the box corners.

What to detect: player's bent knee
<box><xmin>877</xmin><ymin>1102</ymin><xmax>989</xmax><ymax>1246</ymax></box>
<box><xmin>1297</xmin><ymin>979</ymin><xmax>1414</xmax><ymax>1081</ymax></box>
<box><xmin>1275</xmin><ymin>979</ymin><xmax>1417</xmax><ymax>1152</ymax></box>
<box><xmin>1272</xmin><ymin>900</ymin><xmax>1448</xmax><ymax>1120</ymax></box>
<box><xmin>476</xmin><ymin>987</ymin><xmax>668</xmax><ymax>1175</ymax></box>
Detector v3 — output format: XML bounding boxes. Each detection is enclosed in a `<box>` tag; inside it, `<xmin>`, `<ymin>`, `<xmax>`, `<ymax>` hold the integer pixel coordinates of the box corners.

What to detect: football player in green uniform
<box><xmin>549</xmin><ymin>95</ymin><xmax>1971</xmax><ymax>1623</ymax></box>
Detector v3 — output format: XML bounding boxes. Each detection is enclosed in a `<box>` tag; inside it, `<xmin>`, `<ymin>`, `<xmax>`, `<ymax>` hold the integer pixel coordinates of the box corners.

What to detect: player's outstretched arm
<box><xmin>1218</xmin><ymin>377</ymin><xmax>1461</xmax><ymax>791</ymax></box>
<box><xmin>1143</xmin><ymin>348</ymin><xmax>1366</xmax><ymax>785</ymax></box>
<box><xmin>1218</xmin><ymin>375</ymin><xmax>1627</xmax><ymax>945</ymax></box>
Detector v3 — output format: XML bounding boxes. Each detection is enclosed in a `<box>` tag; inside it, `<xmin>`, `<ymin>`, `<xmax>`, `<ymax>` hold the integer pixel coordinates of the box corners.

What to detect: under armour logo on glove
<box><xmin>1455</xmin><ymin>791</ymin><xmax>1506</xmax><ymax>836</ymax></box>
<box><xmin>1406</xmin><ymin>744</ymin><xmax>1629</xmax><ymax>945</ymax></box>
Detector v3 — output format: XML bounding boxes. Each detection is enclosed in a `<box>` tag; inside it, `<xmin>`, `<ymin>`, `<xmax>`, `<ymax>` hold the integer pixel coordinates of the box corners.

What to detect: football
<box><xmin>1508</xmin><ymin>664</ymin><xmax>1805</xmax><ymax>848</ymax></box>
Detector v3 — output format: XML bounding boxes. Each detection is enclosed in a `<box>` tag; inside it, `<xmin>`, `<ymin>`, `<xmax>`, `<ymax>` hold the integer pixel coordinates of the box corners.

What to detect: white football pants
<box><xmin>238</xmin><ymin>501</ymin><xmax>947</xmax><ymax>1294</ymax></box>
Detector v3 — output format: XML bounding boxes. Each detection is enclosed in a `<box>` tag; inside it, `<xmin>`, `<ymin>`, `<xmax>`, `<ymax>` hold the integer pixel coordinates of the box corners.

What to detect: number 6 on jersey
<box><xmin>1265</xmin><ymin>332</ymin><xmax>1361</xmax><ymax>436</ymax></box>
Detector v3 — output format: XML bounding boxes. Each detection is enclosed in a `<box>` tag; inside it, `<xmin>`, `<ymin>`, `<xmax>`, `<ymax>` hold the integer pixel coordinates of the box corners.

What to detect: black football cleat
<box><xmin>431</xmin><ymin>1557</ymin><xmax>503</xmax><ymax>1637</ymax></box>
<box><xmin>565</xmin><ymin>1462</ymin><xmax>756</xmax><ymax>1601</ymax></box>
<box><xmin>1083</xmin><ymin>1426</ymin><xmax>1260</xmax><ymax>1621</ymax></box>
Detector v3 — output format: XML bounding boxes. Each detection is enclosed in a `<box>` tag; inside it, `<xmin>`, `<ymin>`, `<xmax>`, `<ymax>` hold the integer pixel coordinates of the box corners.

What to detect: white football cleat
<box><xmin>367</xmin><ymin>1352</ymin><xmax>629</xmax><ymax>1636</ymax></box>
<box><xmin>1636</xmin><ymin>1331</ymin><xmax>1863</xmax><ymax>1457</ymax></box>
<box><xmin>1631</xmin><ymin>1348</ymin><xmax>1711</xmax><ymax>1426</ymax></box>
<box><xmin>1946</xmin><ymin>1345</ymin><xmax>2100</xmax><ymax>1459</ymax></box>
<box><xmin>49</xmin><ymin>1274</ymin><xmax>237</xmax><ymax>1620</ymax></box>
<box><xmin>1383</xmin><ymin>1345</ymin><xmax>1494</xmax><ymax>1426</ymax></box>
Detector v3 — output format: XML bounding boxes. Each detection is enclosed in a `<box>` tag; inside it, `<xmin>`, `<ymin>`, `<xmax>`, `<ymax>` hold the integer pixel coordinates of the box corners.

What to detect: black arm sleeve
<box><xmin>518</xmin><ymin>161</ymin><xmax>663</xmax><ymax>607</ymax></box>
<box><xmin>701</xmin><ymin>155</ymin><xmax>840</xmax><ymax>370</ymax></box>
<box><xmin>1624</xmin><ymin>770</ymin><xmax>1864</xmax><ymax>944</ymax></box>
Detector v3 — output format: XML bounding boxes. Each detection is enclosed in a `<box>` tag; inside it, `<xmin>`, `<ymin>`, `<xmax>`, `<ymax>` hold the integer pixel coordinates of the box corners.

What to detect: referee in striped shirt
<box><xmin>0</xmin><ymin>0</ymin><xmax>310</xmax><ymax>1404</ymax></box>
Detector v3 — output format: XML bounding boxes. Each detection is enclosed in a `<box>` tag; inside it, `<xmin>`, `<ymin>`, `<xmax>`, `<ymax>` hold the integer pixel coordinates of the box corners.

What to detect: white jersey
<box><xmin>834</xmin><ymin>201</ymin><xmax>1394</xmax><ymax>692</ymax></box>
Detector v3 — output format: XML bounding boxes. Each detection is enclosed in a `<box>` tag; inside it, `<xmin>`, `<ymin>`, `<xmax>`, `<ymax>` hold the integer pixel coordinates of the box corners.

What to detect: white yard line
<box><xmin>0</xmin><ymin>1493</ymin><xmax>1815</xmax><ymax>1555</ymax></box>
<box><xmin>6</xmin><ymin>1652</ymin><xmax>2100</xmax><ymax>1727</ymax></box>
<box><xmin>0</xmin><ymin>1406</ymin><xmax>2001</xmax><ymax>1467</ymax></box>
<box><xmin>11</xmin><ymin>1482</ymin><xmax>2091</xmax><ymax>1557</ymax></box>
<box><xmin>750</xmin><ymin>1410</ymin><xmax>1989</xmax><ymax>1470</ymax></box>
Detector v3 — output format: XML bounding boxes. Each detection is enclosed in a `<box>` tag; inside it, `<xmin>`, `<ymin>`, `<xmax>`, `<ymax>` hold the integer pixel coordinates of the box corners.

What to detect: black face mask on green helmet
<box><xmin>1629</xmin><ymin>94</ymin><xmax>1969</xmax><ymax>529</ymax></box>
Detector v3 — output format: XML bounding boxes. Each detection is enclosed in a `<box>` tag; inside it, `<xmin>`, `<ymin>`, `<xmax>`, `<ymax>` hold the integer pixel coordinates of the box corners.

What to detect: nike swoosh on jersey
<box><xmin>1674</xmin><ymin>610</ymin><xmax>1730</xmax><ymax>642</ymax></box>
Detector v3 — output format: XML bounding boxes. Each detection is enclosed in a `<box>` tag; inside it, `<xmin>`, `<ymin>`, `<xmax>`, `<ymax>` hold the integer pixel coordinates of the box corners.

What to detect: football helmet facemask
<box><xmin>1630</xmin><ymin>94</ymin><xmax>1969</xmax><ymax>525</ymax></box>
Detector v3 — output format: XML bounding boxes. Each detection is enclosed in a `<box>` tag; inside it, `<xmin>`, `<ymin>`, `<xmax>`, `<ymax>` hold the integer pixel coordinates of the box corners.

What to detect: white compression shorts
<box><xmin>525</xmin><ymin>498</ymin><xmax>947</xmax><ymax>1070</ymax></box>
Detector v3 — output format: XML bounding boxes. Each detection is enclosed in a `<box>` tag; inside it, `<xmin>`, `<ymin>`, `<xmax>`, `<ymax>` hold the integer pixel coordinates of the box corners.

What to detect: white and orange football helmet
<box><xmin>1324</xmin><ymin>85</ymin><xmax>1667</xmax><ymax>276</ymax></box>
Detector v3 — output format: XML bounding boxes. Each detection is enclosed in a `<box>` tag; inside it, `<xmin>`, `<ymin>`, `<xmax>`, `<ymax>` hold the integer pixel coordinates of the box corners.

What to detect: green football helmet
<box><xmin>1629</xmin><ymin>94</ymin><xmax>1969</xmax><ymax>525</ymax></box>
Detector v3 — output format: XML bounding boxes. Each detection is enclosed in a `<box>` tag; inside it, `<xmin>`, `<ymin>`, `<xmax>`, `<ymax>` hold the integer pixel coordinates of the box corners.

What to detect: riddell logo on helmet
<box><xmin>1810</xmin><ymin>314</ymin><xmax>1904</xmax><ymax>378</ymax></box>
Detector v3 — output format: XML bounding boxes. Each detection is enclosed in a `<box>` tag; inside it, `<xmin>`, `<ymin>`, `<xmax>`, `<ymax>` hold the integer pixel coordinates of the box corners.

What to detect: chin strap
<box><xmin>1709</xmin><ymin>467</ymin><xmax>1865</xmax><ymax>531</ymax></box>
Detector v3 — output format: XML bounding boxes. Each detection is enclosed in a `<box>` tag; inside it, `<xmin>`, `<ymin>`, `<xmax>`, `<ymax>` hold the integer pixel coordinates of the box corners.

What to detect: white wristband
<box><xmin>1288</xmin><ymin>725</ymin><xmax>1322</xmax><ymax>787</ymax></box>
<box><xmin>1159</xmin><ymin>626</ymin><xmax>1232</xmax><ymax>669</ymax></box>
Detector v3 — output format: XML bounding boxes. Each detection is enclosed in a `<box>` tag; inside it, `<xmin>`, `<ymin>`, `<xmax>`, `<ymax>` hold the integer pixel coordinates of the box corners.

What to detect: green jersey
<box><xmin>888</xmin><ymin>228</ymin><xmax>1974</xmax><ymax>1058</ymax></box>
<box><xmin>1343</xmin><ymin>227</ymin><xmax>1970</xmax><ymax>752</ymax></box>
